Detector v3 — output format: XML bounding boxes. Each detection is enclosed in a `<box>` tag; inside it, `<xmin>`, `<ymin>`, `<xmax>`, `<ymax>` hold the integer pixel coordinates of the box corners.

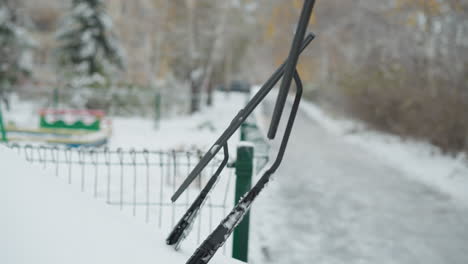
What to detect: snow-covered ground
<box><xmin>249</xmin><ymin>96</ymin><xmax>468</xmax><ymax>264</ymax></box>
<box><xmin>252</xmin><ymin>85</ymin><xmax>467</xmax><ymax>205</ymax></box>
<box><xmin>300</xmin><ymin>100</ymin><xmax>468</xmax><ymax>205</ymax></box>
<box><xmin>4</xmin><ymin>90</ymin><xmax>468</xmax><ymax>264</ymax></box>
<box><xmin>110</xmin><ymin>92</ymin><xmax>243</xmax><ymax>151</ymax></box>
<box><xmin>2</xmin><ymin>92</ymin><xmax>244</xmax><ymax>152</ymax></box>
<box><xmin>0</xmin><ymin>145</ymin><xmax>242</xmax><ymax>264</ymax></box>
<box><xmin>1</xmin><ymin>92</ymin><xmax>249</xmax><ymax>264</ymax></box>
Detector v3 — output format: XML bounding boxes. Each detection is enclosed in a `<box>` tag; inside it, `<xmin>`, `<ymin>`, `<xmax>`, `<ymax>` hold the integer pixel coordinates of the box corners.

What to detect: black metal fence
<box><xmin>7</xmin><ymin>144</ymin><xmax>236</xmax><ymax>250</ymax></box>
<box><xmin>6</xmin><ymin>143</ymin><xmax>269</xmax><ymax>254</ymax></box>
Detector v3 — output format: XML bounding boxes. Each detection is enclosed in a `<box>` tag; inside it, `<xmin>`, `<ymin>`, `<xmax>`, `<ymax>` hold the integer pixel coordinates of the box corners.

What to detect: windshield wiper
<box><xmin>168</xmin><ymin>1</ymin><xmax>317</xmax><ymax>263</ymax></box>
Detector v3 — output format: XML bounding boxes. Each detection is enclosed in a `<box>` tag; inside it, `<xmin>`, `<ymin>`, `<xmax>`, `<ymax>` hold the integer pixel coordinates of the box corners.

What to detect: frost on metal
<box><xmin>210</xmin><ymin>144</ymin><xmax>221</xmax><ymax>155</ymax></box>
<box><xmin>222</xmin><ymin>200</ymin><xmax>251</xmax><ymax>230</ymax></box>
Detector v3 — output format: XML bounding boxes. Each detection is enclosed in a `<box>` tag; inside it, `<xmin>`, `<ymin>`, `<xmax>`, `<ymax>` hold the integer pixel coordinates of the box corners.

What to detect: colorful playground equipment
<box><xmin>4</xmin><ymin>109</ymin><xmax>112</xmax><ymax>147</ymax></box>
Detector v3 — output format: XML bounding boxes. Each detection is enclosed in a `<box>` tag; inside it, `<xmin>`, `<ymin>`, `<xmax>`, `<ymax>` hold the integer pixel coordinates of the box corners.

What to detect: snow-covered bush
<box><xmin>0</xmin><ymin>4</ymin><xmax>35</xmax><ymax>105</ymax></box>
<box><xmin>55</xmin><ymin>0</ymin><xmax>124</xmax><ymax>99</ymax></box>
<box><xmin>337</xmin><ymin>63</ymin><xmax>468</xmax><ymax>154</ymax></box>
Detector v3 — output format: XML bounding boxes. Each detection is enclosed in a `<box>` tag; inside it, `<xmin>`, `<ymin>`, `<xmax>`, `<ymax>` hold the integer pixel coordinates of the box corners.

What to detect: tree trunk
<box><xmin>206</xmin><ymin>73</ymin><xmax>214</xmax><ymax>106</ymax></box>
<box><xmin>186</xmin><ymin>0</ymin><xmax>200</xmax><ymax>114</ymax></box>
<box><xmin>201</xmin><ymin>1</ymin><xmax>229</xmax><ymax>106</ymax></box>
<box><xmin>190</xmin><ymin>73</ymin><xmax>201</xmax><ymax>113</ymax></box>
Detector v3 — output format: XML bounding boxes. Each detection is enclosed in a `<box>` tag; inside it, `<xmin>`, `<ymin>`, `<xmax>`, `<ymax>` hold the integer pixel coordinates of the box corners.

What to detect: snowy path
<box><xmin>251</xmin><ymin>100</ymin><xmax>468</xmax><ymax>264</ymax></box>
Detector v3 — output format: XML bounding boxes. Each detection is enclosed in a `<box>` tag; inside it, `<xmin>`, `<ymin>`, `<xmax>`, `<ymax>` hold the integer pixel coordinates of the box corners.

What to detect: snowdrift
<box><xmin>0</xmin><ymin>145</ymin><xmax>242</xmax><ymax>264</ymax></box>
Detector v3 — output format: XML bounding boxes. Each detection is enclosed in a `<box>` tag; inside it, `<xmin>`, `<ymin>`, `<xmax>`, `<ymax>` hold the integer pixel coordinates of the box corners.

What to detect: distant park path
<box><xmin>250</xmin><ymin>99</ymin><xmax>468</xmax><ymax>264</ymax></box>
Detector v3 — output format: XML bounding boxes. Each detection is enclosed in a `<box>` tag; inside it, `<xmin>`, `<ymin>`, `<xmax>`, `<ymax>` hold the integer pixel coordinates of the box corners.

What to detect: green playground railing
<box><xmin>0</xmin><ymin>104</ymin><xmax>7</xmax><ymax>142</ymax></box>
<box><xmin>39</xmin><ymin>109</ymin><xmax>105</xmax><ymax>131</ymax></box>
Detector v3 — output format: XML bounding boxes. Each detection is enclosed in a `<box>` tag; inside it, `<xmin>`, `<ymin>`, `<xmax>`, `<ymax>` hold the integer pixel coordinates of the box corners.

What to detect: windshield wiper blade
<box><xmin>166</xmin><ymin>144</ymin><xmax>229</xmax><ymax>248</ymax></box>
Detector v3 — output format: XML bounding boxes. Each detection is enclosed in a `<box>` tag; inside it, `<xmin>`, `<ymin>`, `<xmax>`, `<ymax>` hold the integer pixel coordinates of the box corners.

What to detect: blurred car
<box><xmin>217</xmin><ymin>80</ymin><xmax>251</xmax><ymax>93</ymax></box>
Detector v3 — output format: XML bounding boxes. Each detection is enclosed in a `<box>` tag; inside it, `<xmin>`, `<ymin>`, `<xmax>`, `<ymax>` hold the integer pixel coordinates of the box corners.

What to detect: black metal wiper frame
<box><xmin>268</xmin><ymin>0</ymin><xmax>316</xmax><ymax>139</ymax></box>
<box><xmin>168</xmin><ymin>1</ymin><xmax>317</xmax><ymax>263</ymax></box>
<box><xmin>185</xmin><ymin>70</ymin><xmax>304</xmax><ymax>264</ymax></box>
<box><xmin>171</xmin><ymin>32</ymin><xmax>316</xmax><ymax>203</ymax></box>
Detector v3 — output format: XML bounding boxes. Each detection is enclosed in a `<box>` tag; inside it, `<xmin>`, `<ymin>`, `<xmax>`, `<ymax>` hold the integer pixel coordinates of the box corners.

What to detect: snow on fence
<box><xmin>7</xmin><ymin>143</ymin><xmax>269</xmax><ymax>255</ymax></box>
<box><xmin>6</xmin><ymin>144</ymin><xmax>234</xmax><ymax>251</ymax></box>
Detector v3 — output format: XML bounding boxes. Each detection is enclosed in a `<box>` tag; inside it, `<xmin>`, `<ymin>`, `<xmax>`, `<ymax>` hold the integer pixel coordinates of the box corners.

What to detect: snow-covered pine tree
<box><xmin>0</xmin><ymin>1</ymin><xmax>34</xmax><ymax>107</ymax></box>
<box><xmin>56</xmin><ymin>0</ymin><xmax>124</xmax><ymax>90</ymax></box>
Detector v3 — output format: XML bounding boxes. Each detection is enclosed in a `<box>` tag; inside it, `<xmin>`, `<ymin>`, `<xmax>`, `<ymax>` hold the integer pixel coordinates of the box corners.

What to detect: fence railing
<box><xmin>6</xmin><ymin>143</ymin><xmax>269</xmax><ymax>255</ymax></box>
<box><xmin>7</xmin><ymin>144</ymin><xmax>236</xmax><ymax>251</ymax></box>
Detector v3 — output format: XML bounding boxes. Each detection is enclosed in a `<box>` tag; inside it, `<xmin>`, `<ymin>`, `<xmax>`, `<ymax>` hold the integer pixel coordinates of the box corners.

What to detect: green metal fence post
<box><xmin>233</xmin><ymin>144</ymin><xmax>254</xmax><ymax>262</ymax></box>
<box><xmin>0</xmin><ymin>102</ymin><xmax>7</xmax><ymax>142</ymax></box>
<box><xmin>240</xmin><ymin>122</ymin><xmax>247</xmax><ymax>141</ymax></box>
